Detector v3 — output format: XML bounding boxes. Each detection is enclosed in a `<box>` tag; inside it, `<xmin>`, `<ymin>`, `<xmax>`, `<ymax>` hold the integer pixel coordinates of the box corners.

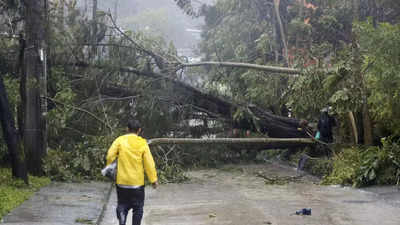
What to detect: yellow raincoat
<box><xmin>106</xmin><ymin>134</ymin><xmax>157</xmax><ymax>186</ymax></box>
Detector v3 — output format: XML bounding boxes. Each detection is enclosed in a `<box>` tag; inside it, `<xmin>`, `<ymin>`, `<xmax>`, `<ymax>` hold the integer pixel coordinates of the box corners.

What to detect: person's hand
<box><xmin>152</xmin><ymin>181</ymin><xmax>159</xmax><ymax>189</ymax></box>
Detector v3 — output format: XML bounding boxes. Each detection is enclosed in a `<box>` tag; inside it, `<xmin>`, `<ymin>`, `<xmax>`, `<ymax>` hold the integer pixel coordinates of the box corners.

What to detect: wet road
<box><xmin>1</xmin><ymin>182</ymin><xmax>111</xmax><ymax>225</ymax></box>
<box><xmin>100</xmin><ymin>163</ymin><xmax>400</xmax><ymax>225</ymax></box>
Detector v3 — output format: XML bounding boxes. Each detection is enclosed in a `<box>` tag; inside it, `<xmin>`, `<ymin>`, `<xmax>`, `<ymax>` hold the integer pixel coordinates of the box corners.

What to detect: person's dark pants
<box><xmin>116</xmin><ymin>186</ymin><xmax>145</xmax><ymax>225</ymax></box>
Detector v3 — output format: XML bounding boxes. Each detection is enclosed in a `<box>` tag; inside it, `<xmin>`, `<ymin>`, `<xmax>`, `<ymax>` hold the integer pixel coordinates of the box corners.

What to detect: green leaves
<box><xmin>358</xmin><ymin>21</ymin><xmax>400</xmax><ymax>135</ymax></box>
<box><xmin>0</xmin><ymin>168</ymin><xmax>50</xmax><ymax>221</ymax></box>
<box><xmin>324</xmin><ymin>137</ymin><xmax>400</xmax><ymax>187</ymax></box>
<box><xmin>199</xmin><ymin>0</ymin><xmax>289</xmax><ymax>111</ymax></box>
<box><xmin>322</xmin><ymin>73</ymin><xmax>342</xmax><ymax>91</ymax></box>
<box><xmin>43</xmin><ymin>136</ymin><xmax>113</xmax><ymax>182</ymax></box>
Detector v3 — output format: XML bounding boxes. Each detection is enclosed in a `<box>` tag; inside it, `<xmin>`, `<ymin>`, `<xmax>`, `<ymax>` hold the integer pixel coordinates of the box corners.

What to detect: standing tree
<box><xmin>0</xmin><ymin>76</ymin><xmax>28</xmax><ymax>183</ymax></box>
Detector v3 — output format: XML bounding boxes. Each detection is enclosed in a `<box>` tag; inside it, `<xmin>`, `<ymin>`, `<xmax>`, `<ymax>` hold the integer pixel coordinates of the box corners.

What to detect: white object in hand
<box><xmin>101</xmin><ymin>160</ymin><xmax>117</xmax><ymax>180</ymax></box>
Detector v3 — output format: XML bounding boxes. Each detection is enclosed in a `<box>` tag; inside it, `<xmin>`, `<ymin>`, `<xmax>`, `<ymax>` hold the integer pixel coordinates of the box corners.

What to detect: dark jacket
<box><xmin>317</xmin><ymin>112</ymin><xmax>336</xmax><ymax>143</ymax></box>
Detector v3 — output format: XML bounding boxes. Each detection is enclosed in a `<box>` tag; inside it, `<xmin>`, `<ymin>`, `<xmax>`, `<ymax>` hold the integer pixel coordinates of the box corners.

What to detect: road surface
<box><xmin>100</xmin><ymin>163</ymin><xmax>400</xmax><ymax>225</ymax></box>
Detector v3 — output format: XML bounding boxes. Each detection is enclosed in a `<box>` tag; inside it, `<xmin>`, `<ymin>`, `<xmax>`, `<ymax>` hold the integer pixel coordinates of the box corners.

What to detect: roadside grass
<box><xmin>0</xmin><ymin>168</ymin><xmax>50</xmax><ymax>221</ymax></box>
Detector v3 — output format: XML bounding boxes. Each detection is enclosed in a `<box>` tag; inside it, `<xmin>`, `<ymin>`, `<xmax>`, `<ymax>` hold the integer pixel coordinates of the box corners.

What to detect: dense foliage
<box><xmin>199</xmin><ymin>0</ymin><xmax>289</xmax><ymax>113</ymax></box>
<box><xmin>323</xmin><ymin>137</ymin><xmax>400</xmax><ymax>187</ymax></box>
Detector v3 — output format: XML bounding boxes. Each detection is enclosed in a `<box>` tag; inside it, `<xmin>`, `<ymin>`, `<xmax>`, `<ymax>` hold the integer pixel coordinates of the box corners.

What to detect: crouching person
<box><xmin>106</xmin><ymin>119</ymin><xmax>158</xmax><ymax>225</ymax></box>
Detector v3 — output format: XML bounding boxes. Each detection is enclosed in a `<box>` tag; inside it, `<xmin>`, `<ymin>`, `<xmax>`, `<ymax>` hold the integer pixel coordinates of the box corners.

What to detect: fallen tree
<box><xmin>72</xmin><ymin>64</ymin><xmax>312</xmax><ymax>140</ymax></box>
<box><xmin>64</xmin><ymin>12</ymin><xmax>314</xmax><ymax>145</ymax></box>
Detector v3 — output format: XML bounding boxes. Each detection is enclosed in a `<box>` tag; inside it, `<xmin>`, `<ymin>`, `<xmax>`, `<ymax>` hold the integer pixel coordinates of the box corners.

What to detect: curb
<box><xmin>95</xmin><ymin>182</ymin><xmax>114</xmax><ymax>225</ymax></box>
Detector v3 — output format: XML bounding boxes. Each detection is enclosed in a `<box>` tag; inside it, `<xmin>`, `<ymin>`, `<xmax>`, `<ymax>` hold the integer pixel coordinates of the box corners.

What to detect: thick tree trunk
<box><xmin>0</xmin><ymin>76</ymin><xmax>28</xmax><ymax>183</ymax></box>
<box><xmin>362</xmin><ymin>102</ymin><xmax>373</xmax><ymax>145</ymax></box>
<box><xmin>22</xmin><ymin>0</ymin><xmax>47</xmax><ymax>175</ymax></box>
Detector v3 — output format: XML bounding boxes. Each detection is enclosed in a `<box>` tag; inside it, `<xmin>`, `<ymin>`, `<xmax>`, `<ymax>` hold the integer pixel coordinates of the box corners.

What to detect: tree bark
<box><xmin>0</xmin><ymin>76</ymin><xmax>28</xmax><ymax>183</ymax></box>
<box><xmin>362</xmin><ymin>101</ymin><xmax>373</xmax><ymax>145</ymax></box>
<box><xmin>348</xmin><ymin>111</ymin><xmax>358</xmax><ymax>144</ymax></box>
<box><xmin>22</xmin><ymin>0</ymin><xmax>47</xmax><ymax>176</ymax></box>
<box><xmin>273</xmin><ymin>0</ymin><xmax>288</xmax><ymax>64</ymax></box>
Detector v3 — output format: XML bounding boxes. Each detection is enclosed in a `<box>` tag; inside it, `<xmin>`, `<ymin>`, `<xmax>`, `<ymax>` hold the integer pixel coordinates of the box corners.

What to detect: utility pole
<box><xmin>21</xmin><ymin>0</ymin><xmax>48</xmax><ymax>175</ymax></box>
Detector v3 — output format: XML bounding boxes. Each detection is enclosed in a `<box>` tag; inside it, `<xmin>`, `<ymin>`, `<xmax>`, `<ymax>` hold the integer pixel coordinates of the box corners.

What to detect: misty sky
<box><xmin>77</xmin><ymin>0</ymin><xmax>211</xmax><ymax>49</ymax></box>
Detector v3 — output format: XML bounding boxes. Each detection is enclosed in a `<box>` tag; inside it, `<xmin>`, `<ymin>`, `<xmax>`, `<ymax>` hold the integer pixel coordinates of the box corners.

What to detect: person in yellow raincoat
<box><xmin>106</xmin><ymin>120</ymin><xmax>158</xmax><ymax>225</ymax></box>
